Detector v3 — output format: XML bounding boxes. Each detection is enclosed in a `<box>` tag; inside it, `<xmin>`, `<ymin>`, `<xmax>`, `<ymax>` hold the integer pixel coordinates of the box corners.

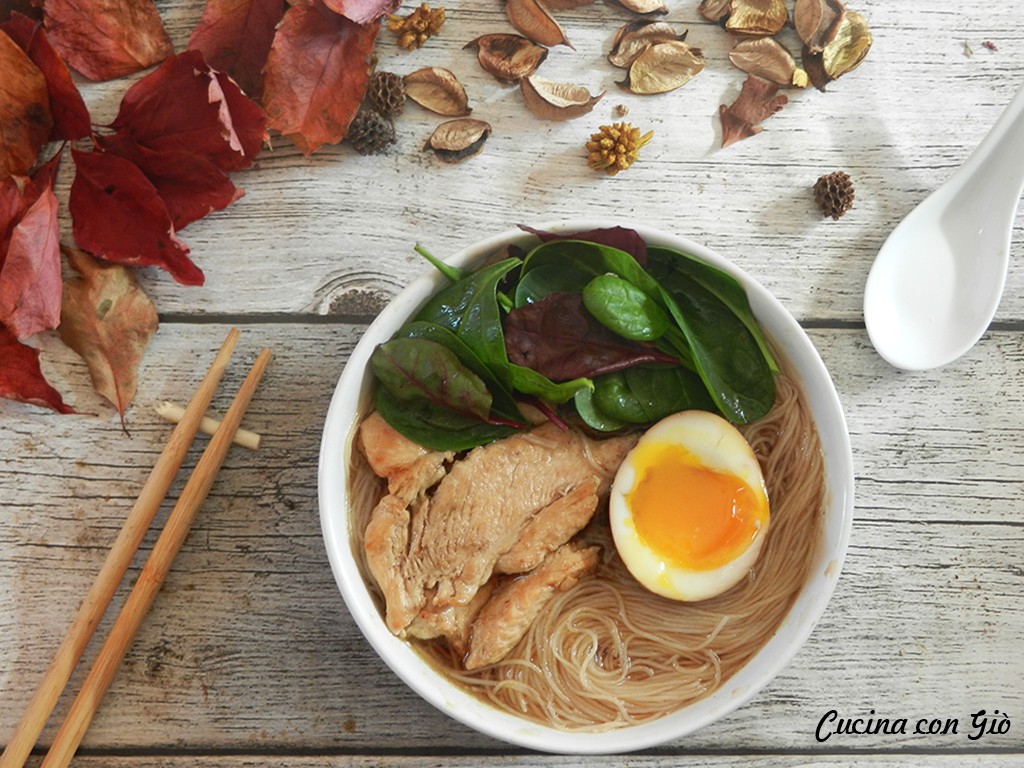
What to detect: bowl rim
<box><xmin>318</xmin><ymin>220</ymin><xmax>855</xmax><ymax>754</ymax></box>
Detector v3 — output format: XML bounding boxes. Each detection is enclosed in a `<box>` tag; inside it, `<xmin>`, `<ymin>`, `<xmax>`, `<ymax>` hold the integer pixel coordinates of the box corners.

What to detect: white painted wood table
<box><xmin>2</xmin><ymin>0</ymin><xmax>1023</xmax><ymax>765</ymax></box>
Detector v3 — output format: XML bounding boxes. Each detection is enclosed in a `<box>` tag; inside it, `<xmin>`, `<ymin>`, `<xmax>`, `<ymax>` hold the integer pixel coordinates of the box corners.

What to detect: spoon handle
<box><xmin>954</xmin><ymin>83</ymin><xmax>1024</xmax><ymax>214</ymax></box>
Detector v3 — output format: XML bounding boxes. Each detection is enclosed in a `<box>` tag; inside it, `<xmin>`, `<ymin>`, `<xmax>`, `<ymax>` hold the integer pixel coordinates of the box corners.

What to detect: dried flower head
<box><xmin>585</xmin><ymin>121</ymin><xmax>653</xmax><ymax>176</ymax></box>
<box><xmin>813</xmin><ymin>170</ymin><xmax>855</xmax><ymax>219</ymax></box>
<box><xmin>388</xmin><ymin>3</ymin><xmax>446</xmax><ymax>50</ymax></box>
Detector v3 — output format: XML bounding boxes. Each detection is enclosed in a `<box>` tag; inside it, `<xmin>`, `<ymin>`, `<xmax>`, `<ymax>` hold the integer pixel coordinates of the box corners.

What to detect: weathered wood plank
<box><xmin>45</xmin><ymin>0</ymin><xmax>1024</xmax><ymax>322</ymax></box>
<box><xmin>26</xmin><ymin>756</ymin><xmax>1024</xmax><ymax>768</ymax></box>
<box><xmin>2</xmin><ymin>325</ymin><xmax>1022</xmax><ymax>756</ymax></box>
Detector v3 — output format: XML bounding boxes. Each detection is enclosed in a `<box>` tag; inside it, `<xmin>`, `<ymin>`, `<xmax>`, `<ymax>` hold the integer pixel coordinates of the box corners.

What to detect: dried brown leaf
<box><xmin>465</xmin><ymin>33</ymin><xmax>547</xmax><ymax>83</ymax></box>
<box><xmin>729</xmin><ymin>37</ymin><xmax>808</xmax><ymax>87</ymax></box>
<box><xmin>698</xmin><ymin>0</ymin><xmax>730</xmax><ymax>22</ymax></box>
<box><xmin>520</xmin><ymin>75</ymin><xmax>603</xmax><ymax>120</ymax></box>
<box><xmin>793</xmin><ymin>0</ymin><xmax>845</xmax><ymax>54</ymax></box>
<box><xmin>426</xmin><ymin>118</ymin><xmax>492</xmax><ymax>162</ymax></box>
<box><xmin>621</xmin><ymin>39</ymin><xmax>704</xmax><ymax>95</ymax></box>
<box><xmin>719</xmin><ymin>74</ymin><xmax>788</xmax><ymax>147</ymax></box>
<box><xmin>404</xmin><ymin>66</ymin><xmax>471</xmax><ymax>116</ymax></box>
<box><xmin>725</xmin><ymin>0</ymin><xmax>787</xmax><ymax>36</ymax></box>
<box><xmin>611</xmin><ymin>0</ymin><xmax>667</xmax><ymax>15</ymax></box>
<box><xmin>505</xmin><ymin>0</ymin><xmax>572</xmax><ymax>49</ymax></box>
<box><xmin>544</xmin><ymin>0</ymin><xmax>593</xmax><ymax>9</ymax></box>
<box><xmin>608</xmin><ymin>20</ymin><xmax>683</xmax><ymax>68</ymax></box>
<box><xmin>822</xmin><ymin>10</ymin><xmax>871</xmax><ymax>78</ymax></box>
<box><xmin>59</xmin><ymin>245</ymin><xmax>158</xmax><ymax>426</ymax></box>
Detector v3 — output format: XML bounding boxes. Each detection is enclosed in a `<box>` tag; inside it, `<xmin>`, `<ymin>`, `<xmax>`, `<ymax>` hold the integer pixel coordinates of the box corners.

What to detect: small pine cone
<box><xmin>813</xmin><ymin>171</ymin><xmax>855</xmax><ymax>219</ymax></box>
<box><xmin>347</xmin><ymin>108</ymin><xmax>395</xmax><ymax>155</ymax></box>
<box><xmin>368</xmin><ymin>71</ymin><xmax>406</xmax><ymax>117</ymax></box>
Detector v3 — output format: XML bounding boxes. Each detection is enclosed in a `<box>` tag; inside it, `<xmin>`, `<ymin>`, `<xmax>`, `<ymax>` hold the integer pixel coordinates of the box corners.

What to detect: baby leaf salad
<box><xmin>369</xmin><ymin>226</ymin><xmax>779</xmax><ymax>451</ymax></box>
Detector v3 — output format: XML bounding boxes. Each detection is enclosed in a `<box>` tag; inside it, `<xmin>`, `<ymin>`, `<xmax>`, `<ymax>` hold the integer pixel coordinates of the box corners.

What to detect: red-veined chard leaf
<box><xmin>504</xmin><ymin>291</ymin><xmax>676</xmax><ymax>382</ymax></box>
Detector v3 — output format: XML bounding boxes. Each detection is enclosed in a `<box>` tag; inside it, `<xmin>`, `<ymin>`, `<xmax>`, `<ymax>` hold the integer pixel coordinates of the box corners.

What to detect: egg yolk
<box><xmin>627</xmin><ymin>442</ymin><xmax>766</xmax><ymax>571</ymax></box>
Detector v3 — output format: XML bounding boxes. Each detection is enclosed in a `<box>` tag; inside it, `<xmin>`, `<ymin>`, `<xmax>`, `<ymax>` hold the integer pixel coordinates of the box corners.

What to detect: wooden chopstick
<box><xmin>40</xmin><ymin>346</ymin><xmax>272</xmax><ymax>768</ymax></box>
<box><xmin>0</xmin><ymin>328</ymin><xmax>241</xmax><ymax>768</ymax></box>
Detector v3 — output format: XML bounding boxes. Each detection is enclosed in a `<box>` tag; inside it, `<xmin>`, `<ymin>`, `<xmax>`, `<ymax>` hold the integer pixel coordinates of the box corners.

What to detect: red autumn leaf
<box><xmin>187</xmin><ymin>0</ymin><xmax>285</xmax><ymax>99</ymax></box>
<box><xmin>2</xmin><ymin>12</ymin><xmax>90</xmax><ymax>140</ymax></box>
<box><xmin>322</xmin><ymin>0</ymin><xmax>400</xmax><ymax>25</ymax></box>
<box><xmin>0</xmin><ymin>29</ymin><xmax>52</xmax><ymax>178</ymax></box>
<box><xmin>69</xmin><ymin>148</ymin><xmax>204</xmax><ymax>286</ymax></box>
<box><xmin>109</xmin><ymin>49</ymin><xmax>267</xmax><ymax>173</ymax></box>
<box><xmin>0</xmin><ymin>174</ymin><xmax>60</xmax><ymax>338</ymax></box>
<box><xmin>719</xmin><ymin>75</ymin><xmax>788</xmax><ymax>148</ymax></box>
<box><xmin>60</xmin><ymin>245</ymin><xmax>158</xmax><ymax>425</ymax></box>
<box><xmin>262</xmin><ymin>0</ymin><xmax>379</xmax><ymax>154</ymax></box>
<box><xmin>42</xmin><ymin>0</ymin><xmax>173</xmax><ymax>81</ymax></box>
<box><xmin>95</xmin><ymin>132</ymin><xmax>243</xmax><ymax>230</ymax></box>
<box><xmin>504</xmin><ymin>292</ymin><xmax>677</xmax><ymax>381</ymax></box>
<box><xmin>0</xmin><ymin>324</ymin><xmax>76</xmax><ymax>413</ymax></box>
<box><xmin>2</xmin><ymin>1</ymin><xmax>43</xmax><ymax>23</ymax></box>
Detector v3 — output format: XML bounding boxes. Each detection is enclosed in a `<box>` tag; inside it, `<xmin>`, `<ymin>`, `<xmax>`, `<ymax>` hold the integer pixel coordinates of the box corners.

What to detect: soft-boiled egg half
<box><xmin>609</xmin><ymin>410</ymin><xmax>770</xmax><ymax>602</ymax></box>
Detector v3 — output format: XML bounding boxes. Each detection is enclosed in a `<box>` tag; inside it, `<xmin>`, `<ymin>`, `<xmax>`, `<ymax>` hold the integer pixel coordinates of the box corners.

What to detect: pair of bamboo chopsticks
<box><xmin>0</xmin><ymin>328</ymin><xmax>271</xmax><ymax>768</ymax></box>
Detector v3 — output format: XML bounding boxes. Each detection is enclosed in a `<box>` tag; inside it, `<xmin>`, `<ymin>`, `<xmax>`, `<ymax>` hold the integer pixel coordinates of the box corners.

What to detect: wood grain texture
<box><xmin>3</xmin><ymin>0</ymin><xmax>1023</xmax><ymax>763</ymax></box>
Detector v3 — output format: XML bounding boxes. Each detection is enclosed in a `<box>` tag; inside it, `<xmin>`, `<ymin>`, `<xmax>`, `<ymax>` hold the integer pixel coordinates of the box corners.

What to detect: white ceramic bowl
<box><xmin>318</xmin><ymin>221</ymin><xmax>854</xmax><ymax>754</ymax></box>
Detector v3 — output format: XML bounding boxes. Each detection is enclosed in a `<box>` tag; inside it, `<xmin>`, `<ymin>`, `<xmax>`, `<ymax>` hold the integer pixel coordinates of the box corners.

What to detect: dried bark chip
<box><xmin>719</xmin><ymin>74</ymin><xmax>788</xmax><ymax>147</ymax></box>
<box><xmin>465</xmin><ymin>33</ymin><xmax>548</xmax><ymax>83</ymax></box>
<box><xmin>520</xmin><ymin>75</ymin><xmax>603</xmax><ymax>120</ymax></box>
<box><xmin>426</xmin><ymin>118</ymin><xmax>492</xmax><ymax>162</ymax></box>
<box><xmin>505</xmin><ymin>0</ymin><xmax>572</xmax><ymax>49</ymax></box>
<box><xmin>404</xmin><ymin>66</ymin><xmax>471</xmax><ymax>116</ymax></box>
<box><xmin>608</xmin><ymin>20</ymin><xmax>684</xmax><ymax>68</ymax></box>
<box><xmin>621</xmin><ymin>39</ymin><xmax>704</xmax><ymax>95</ymax></box>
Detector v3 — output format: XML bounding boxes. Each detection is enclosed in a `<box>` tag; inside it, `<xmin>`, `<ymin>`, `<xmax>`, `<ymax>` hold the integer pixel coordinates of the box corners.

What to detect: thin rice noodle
<box><xmin>348</xmin><ymin>370</ymin><xmax>825</xmax><ymax>731</ymax></box>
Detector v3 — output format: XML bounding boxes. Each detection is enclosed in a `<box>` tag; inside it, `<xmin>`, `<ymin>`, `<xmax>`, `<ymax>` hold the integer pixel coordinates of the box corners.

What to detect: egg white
<box><xmin>609</xmin><ymin>410</ymin><xmax>770</xmax><ymax>602</ymax></box>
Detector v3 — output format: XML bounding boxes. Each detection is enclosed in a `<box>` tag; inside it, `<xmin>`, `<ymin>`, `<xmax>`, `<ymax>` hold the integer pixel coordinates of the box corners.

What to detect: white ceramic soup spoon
<box><xmin>864</xmin><ymin>83</ymin><xmax>1024</xmax><ymax>370</ymax></box>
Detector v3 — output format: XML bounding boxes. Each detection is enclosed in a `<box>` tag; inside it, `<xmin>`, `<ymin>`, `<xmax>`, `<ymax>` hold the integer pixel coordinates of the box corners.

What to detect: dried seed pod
<box><xmin>803</xmin><ymin>9</ymin><xmax>871</xmax><ymax>89</ymax></box>
<box><xmin>506</xmin><ymin>0</ymin><xmax>573</xmax><ymax>49</ymax></box>
<box><xmin>822</xmin><ymin>10</ymin><xmax>871</xmax><ymax>78</ymax></box>
<box><xmin>464</xmin><ymin>34</ymin><xmax>548</xmax><ymax>83</ymax></box>
<box><xmin>346</xmin><ymin>108</ymin><xmax>396</xmax><ymax>155</ymax></box>
<box><xmin>620</xmin><ymin>40</ymin><xmax>704</xmax><ymax>95</ymax></box>
<box><xmin>725</xmin><ymin>0</ymin><xmax>788</xmax><ymax>36</ymax></box>
<box><xmin>611</xmin><ymin>0</ymin><xmax>668</xmax><ymax>16</ymax></box>
<box><xmin>426</xmin><ymin>118</ymin><xmax>492</xmax><ymax>162</ymax></box>
<box><xmin>813</xmin><ymin>170</ymin><xmax>855</xmax><ymax>219</ymax></box>
<box><xmin>698</xmin><ymin>0</ymin><xmax>731</xmax><ymax>22</ymax></box>
<box><xmin>367</xmin><ymin>70</ymin><xmax>407</xmax><ymax>116</ymax></box>
<box><xmin>793</xmin><ymin>0</ymin><xmax>845</xmax><ymax>54</ymax></box>
<box><xmin>608</xmin><ymin>20</ymin><xmax>685</xmax><ymax>68</ymax></box>
<box><xmin>404</xmin><ymin>66</ymin><xmax>471</xmax><ymax>116</ymax></box>
<box><xmin>729</xmin><ymin>38</ymin><xmax>809</xmax><ymax>87</ymax></box>
<box><xmin>520</xmin><ymin>75</ymin><xmax>605</xmax><ymax>120</ymax></box>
